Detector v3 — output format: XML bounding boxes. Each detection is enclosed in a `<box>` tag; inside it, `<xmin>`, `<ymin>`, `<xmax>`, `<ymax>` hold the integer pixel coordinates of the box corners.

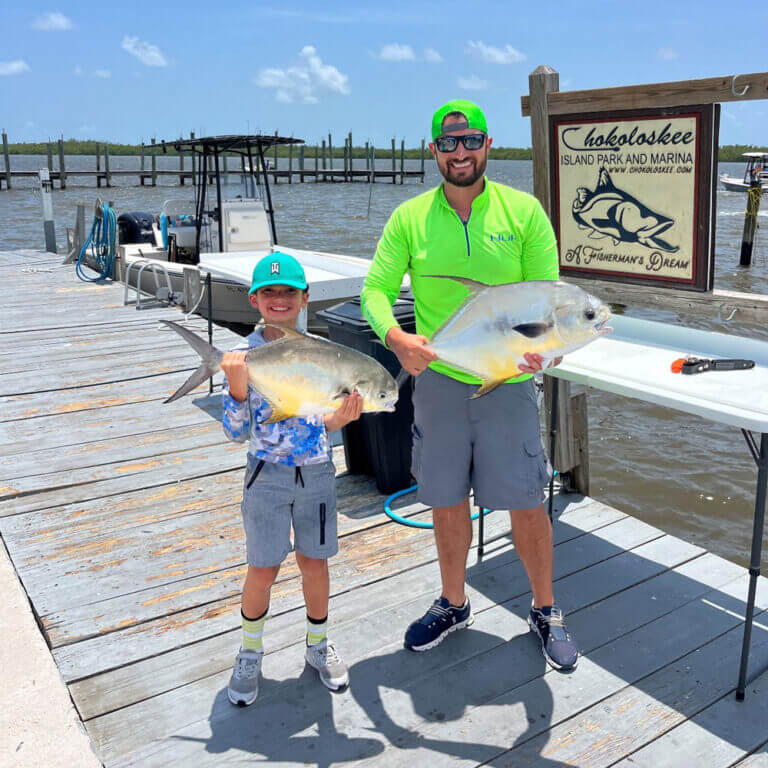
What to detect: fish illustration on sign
<box><xmin>571</xmin><ymin>167</ymin><xmax>680</xmax><ymax>253</ymax></box>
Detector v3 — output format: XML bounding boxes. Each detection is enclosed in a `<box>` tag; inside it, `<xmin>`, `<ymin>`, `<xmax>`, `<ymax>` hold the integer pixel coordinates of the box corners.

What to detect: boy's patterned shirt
<box><xmin>221</xmin><ymin>328</ymin><xmax>330</xmax><ymax>466</ymax></box>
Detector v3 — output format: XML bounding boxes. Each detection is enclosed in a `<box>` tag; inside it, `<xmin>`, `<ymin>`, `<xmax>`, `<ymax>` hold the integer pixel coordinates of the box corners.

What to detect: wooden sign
<box><xmin>550</xmin><ymin>105</ymin><xmax>719</xmax><ymax>291</ymax></box>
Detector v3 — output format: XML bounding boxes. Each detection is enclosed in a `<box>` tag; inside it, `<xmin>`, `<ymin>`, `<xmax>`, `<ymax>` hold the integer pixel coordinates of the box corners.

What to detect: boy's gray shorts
<box><xmin>241</xmin><ymin>457</ymin><xmax>338</xmax><ymax>568</ymax></box>
<box><xmin>411</xmin><ymin>369</ymin><xmax>551</xmax><ymax>511</ymax></box>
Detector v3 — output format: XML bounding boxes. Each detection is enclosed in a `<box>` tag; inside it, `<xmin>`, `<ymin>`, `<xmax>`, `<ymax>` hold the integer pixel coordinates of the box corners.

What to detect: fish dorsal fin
<box><xmin>422</xmin><ymin>275</ymin><xmax>490</xmax><ymax>293</ymax></box>
<box><xmin>471</xmin><ymin>379</ymin><xmax>506</xmax><ymax>399</ymax></box>
<box><xmin>595</xmin><ymin>167</ymin><xmax>614</xmax><ymax>192</ymax></box>
<box><xmin>423</xmin><ymin>275</ymin><xmax>520</xmax><ymax>292</ymax></box>
<box><xmin>263</xmin><ymin>324</ymin><xmax>304</xmax><ymax>341</ymax></box>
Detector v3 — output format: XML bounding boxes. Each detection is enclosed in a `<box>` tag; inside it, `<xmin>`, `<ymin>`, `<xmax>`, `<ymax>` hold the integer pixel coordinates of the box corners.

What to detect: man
<box><xmin>360</xmin><ymin>99</ymin><xmax>578</xmax><ymax>670</ymax></box>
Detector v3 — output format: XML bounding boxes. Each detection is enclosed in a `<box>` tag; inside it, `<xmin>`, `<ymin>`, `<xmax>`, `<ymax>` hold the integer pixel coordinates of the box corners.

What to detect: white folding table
<box><xmin>545</xmin><ymin>314</ymin><xmax>768</xmax><ymax>700</ymax></box>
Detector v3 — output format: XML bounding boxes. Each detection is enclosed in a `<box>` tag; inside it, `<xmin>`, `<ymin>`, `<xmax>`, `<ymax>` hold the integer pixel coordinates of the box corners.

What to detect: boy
<box><xmin>221</xmin><ymin>251</ymin><xmax>362</xmax><ymax>706</ymax></box>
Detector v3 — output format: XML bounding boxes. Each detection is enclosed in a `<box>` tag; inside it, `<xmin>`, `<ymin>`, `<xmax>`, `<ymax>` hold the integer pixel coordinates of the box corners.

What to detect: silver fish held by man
<box><xmin>161</xmin><ymin>321</ymin><xmax>399</xmax><ymax>422</ymax></box>
<box><xmin>425</xmin><ymin>276</ymin><xmax>611</xmax><ymax>397</ymax></box>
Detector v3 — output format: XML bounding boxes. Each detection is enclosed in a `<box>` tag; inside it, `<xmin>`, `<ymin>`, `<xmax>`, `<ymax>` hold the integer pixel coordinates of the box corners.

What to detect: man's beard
<box><xmin>441</xmin><ymin>154</ymin><xmax>487</xmax><ymax>187</ymax></box>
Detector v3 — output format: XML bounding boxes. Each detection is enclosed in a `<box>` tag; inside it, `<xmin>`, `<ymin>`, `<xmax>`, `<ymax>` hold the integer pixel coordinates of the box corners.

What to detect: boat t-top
<box><xmin>720</xmin><ymin>152</ymin><xmax>768</xmax><ymax>193</ymax></box>
<box><xmin>115</xmin><ymin>133</ymin><xmax>404</xmax><ymax>333</ymax></box>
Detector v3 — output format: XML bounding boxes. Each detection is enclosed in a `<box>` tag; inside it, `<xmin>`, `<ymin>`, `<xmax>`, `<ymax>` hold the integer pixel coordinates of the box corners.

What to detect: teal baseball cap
<box><xmin>249</xmin><ymin>251</ymin><xmax>307</xmax><ymax>294</ymax></box>
<box><xmin>431</xmin><ymin>99</ymin><xmax>488</xmax><ymax>139</ymax></box>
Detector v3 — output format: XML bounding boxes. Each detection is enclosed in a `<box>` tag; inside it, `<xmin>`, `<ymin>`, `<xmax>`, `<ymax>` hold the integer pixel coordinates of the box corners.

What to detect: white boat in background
<box><xmin>112</xmin><ymin>134</ymin><xmax>399</xmax><ymax>334</ymax></box>
<box><xmin>720</xmin><ymin>152</ymin><xmax>768</xmax><ymax>193</ymax></box>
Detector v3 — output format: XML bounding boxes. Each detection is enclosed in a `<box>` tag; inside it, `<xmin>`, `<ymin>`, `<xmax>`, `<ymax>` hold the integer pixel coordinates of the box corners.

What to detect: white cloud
<box><xmin>32</xmin><ymin>12</ymin><xmax>73</xmax><ymax>30</ymax></box>
<box><xmin>95</xmin><ymin>69</ymin><xmax>111</xmax><ymax>79</ymax></box>
<box><xmin>0</xmin><ymin>60</ymin><xmax>30</xmax><ymax>76</ymax></box>
<box><xmin>375</xmin><ymin>43</ymin><xmax>416</xmax><ymax>62</ymax></box>
<box><xmin>457</xmin><ymin>75</ymin><xmax>488</xmax><ymax>90</ymax></box>
<box><xmin>74</xmin><ymin>65</ymin><xmax>84</xmax><ymax>76</ymax></box>
<box><xmin>121</xmin><ymin>36</ymin><xmax>168</xmax><ymax>67</ymax></box>
<box><xmin>254</xmin><ymin>46</ymin><xmax>350</xmax><ymax>104</ymax></box>
<box><xmin>658</xmin><ymin>47</ymin><xmax>678</xmax><ymax>60</ymax></box>
<box><xmin>466</xmin><ymin>40</ymin><xmax>526</xmax><ymax>64</ymax></box>
<box><xmin>423</xmin><ymin>48</ymin><xmax>443</xmax><ymax>63</ymax></box>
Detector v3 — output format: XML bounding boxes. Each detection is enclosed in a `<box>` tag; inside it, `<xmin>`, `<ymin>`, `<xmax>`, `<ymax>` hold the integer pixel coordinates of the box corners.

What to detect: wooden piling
<box><xmin>400</xmin><ymin>139</ymin><xmax>405</xmax><ymax>185</ymax></box>
<box><xmin>47</xmin><ymin>142</ymin><xmax>54</xmax><ymax>177</ymax></box>
<box><xmin>322</xmin><ymin>139</ymin><xmax>327</xmax><ymax>173</ymax></box>
<box><xmin>273</xmin><ymin>130</ymin><xmax>279</xmax><ymax>181</ymax></box>
<box><xmin>328</xmin><ymin>133</ymin><xmax>333</xmax><ymax>173</ymax></box>
<box><xmin>150</xmin><ymin>138</ymin><xmax>157</xmax><ymax>186</ymax></box>
<box><xmin>315</xmin><ymin>143</ymin><xmax>319</xmax><ymax>182</ymax></box>
<box><xmin>348</xmin><ymin>132</ymin><xmax>353</xmax><ymax>182</ymax></box>
<box><xmin>739</xmin><ymin>179</ymin><xmax>763</xmax><ymax>267</ymax></box>
<box><xmin>299</xmin><ymin>145</ymin><xmax>304</xmax><ymax>182</ymax></box>
<box><xmin>190</xmin><ymin>132</ymin><xmax>196</xmax><ymax>185</ymax></box>
<box><xmin>2</xmin><ymin>132</ymin><xmax>11</xmax><ymax>190</ymax></box>
<box><xmin>103</xmin><ymin>145</ymin><xmax>112</xmax><ymax>187</ymax></box>
<box><xmin>391</xmin><ymin>138</ymin><xmax>396</xmax><ymax>183</ymax></box>
<box><xmin>179</xmin><ymin>145</ymin><xmax>184</xmax><ymax>185</ymax></box>
<box><xmin>365</xmin><ymin>141</ymin><xmax>370</xmax><ymax>171</ymax></box>
<box><xmin>528</xmin><ymin>64</ymin><xmax>587</xmax><ymax>494</ymax></box>
<box><xmin>420</xmin><ymin>138</ymin><xmax>425</xmax><ymax>178</ymax></box>
<box><xmin>288</xmin><ymin>140</ymin><xmax>293</xmax><ymax>184</ymax></box>
<box><xmin>95</xmin><ymin>143</ymin><xmax>101</xmax><ymax>187</ymax></box>
<box><xmin>57</xmin><ymin>139</ymin><xmax>67</xmax><ymax>189</ymax></box>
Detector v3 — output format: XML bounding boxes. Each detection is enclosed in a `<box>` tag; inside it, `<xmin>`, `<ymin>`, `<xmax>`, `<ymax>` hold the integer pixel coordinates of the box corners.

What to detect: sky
<box><xmin>1</xmin><ymin>1</ymin><xmax>766</xmax><ymax>148</ymax></box>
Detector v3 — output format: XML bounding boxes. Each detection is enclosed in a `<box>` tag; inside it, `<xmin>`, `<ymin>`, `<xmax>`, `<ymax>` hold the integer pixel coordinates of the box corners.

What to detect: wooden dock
<box><xmin>2</xmin><ymin>249</ymin><xmax>768</xmax><ymax>767</ymax></box>
<box><xmin>0</xmin><ymin>134</ymin><xmax>426</xmax><ymax>190</ymax></box>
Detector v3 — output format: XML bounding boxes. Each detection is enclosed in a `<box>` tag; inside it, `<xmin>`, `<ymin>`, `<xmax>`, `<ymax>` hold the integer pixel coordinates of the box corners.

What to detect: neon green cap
<box><xmin>249</xmin><ymin>251</ymin><xmax>307</xmax><ymax>294</ymax></box>
<box><xmin>431</xmin><ymin>99</ymin><xmax>488</xmax><ymax>140</ymax></box>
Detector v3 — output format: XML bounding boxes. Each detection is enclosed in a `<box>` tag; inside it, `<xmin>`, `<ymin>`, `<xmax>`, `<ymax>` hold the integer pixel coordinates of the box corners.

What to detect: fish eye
<box><xmin>584</xmin><ymin>309</ymin><xmax>596</xmax><ymax>321</ymax></box>
<box><xmin>378</xmin><ymin>391</ymin><xmax>388</xmax><ymax>399</ymax></box>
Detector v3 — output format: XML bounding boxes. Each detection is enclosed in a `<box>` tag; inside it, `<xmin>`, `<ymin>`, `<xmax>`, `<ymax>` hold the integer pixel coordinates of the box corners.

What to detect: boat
<box><xmin>112</xmin><ymin>134</ymin><xmax>397</xmax><ymax>334</ymax></box>
<box><xmin>720</xmin><ymin>152</ymin><xmax>768</xmax><ymax>193</ymax></box>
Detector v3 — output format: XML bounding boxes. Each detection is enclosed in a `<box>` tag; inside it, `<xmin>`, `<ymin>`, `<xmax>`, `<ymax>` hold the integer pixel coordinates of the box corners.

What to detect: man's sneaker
<box><xmin>528</xmin><ymin>604</ymin><xmax>578</xmax><ymax>670</ymax></box>
<box><xmin>227</xmin><ymin>648</ymin><xmax>264</xmax><ymax>706</ymax></box>
<box><xmin>404</xmin><ymin>596</ymin><xmax>474</xmax><ymax>652</ymax></box>
<box><xmin>305</xmin><ymin>638</ymin><xmax>349</xmax><ymax>691</ymax></box>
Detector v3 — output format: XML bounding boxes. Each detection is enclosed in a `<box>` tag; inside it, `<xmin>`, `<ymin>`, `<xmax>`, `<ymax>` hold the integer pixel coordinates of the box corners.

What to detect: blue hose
<box><xmin>384</xmin><ymin>485</ymin><xmax>493</xmax><ymax>529</ymax></box>
<box><xmin>383</xmin><ymin>471</ymin><xmax>559</xmax><ymax>529</ymax></box>
<box><xmin>76</xmin><ymin>202</ymin><xmax>117</xmax><ymax>282</ymax></box>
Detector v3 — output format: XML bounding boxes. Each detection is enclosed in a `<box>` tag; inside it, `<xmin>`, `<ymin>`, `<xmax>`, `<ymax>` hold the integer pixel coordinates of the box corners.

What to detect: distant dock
<box><xmin>0</xmin><ymin>132</ymin><xmax>427</xmax><ymax>190</ymax></box>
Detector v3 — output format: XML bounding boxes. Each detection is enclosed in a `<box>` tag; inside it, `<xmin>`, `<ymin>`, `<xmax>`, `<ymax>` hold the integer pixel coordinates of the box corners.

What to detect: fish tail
<box><xmin>161</xmin><ymin>320</ymin><xmax>224</xmax><ymax>403</ymax></box>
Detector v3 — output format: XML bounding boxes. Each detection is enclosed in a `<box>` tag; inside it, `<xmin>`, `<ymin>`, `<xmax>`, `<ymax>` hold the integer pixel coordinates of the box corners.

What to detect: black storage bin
<box><xmin>118</xmin><ymin>212</ymin><xmax>155</xmax><ymax>245</ymax></box>
<box><xmin>318</xmin><ymin>295</ymin><xmax>416</xmax><ymax>494</ymax></box>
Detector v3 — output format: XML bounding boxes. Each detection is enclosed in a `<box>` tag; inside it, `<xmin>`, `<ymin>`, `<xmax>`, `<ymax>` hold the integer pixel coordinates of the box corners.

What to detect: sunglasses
<box><xmin>434</xmin><ymin>134</ymin><xmax>486</xmax><ymax>153</ymax></box>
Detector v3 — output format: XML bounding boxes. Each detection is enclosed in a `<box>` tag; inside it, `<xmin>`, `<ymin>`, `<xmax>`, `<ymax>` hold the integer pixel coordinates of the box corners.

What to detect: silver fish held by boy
<box><xmin>424</xmin><ymin>277</ymin><xmax>611</xmax><ymax>397</ymax></box>
<box><xmin>161</xmin><ymin>321</ymin><xmax>399</xmax><ymax>422</ymax></box>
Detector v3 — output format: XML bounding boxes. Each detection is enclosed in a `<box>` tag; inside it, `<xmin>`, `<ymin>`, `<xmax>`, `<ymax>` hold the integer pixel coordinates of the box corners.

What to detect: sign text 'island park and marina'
<box><xmin>550</xmin><ymin>105</ymin><xmax>719</xmax><ymax>291</ymax></box>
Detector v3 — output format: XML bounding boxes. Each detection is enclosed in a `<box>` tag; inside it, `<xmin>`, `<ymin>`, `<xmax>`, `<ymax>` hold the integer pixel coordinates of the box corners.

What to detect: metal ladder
<box><xmin>123</xmin><ymin>257</ymin><xmax>179</xmax><ymax>310</ymax></box>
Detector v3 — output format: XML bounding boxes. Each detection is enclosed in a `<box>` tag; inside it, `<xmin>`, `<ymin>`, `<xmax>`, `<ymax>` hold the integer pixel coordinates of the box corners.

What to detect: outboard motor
<box><xmin>117</xmin><ymin>212</ymin><xmax>155</xmax><ymax>244</ymax></box>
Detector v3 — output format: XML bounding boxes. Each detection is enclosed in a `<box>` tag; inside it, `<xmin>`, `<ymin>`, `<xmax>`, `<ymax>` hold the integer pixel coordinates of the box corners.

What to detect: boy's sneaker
<box><xmin>528</xmin><ymin>604</ymin><xmax>579</xmax><ymax>670</ymax></box>
<box><xmin>404</xmin><ymin>596</ymin><xmax>474</xmax><ymax>652</ymax></box>
<box><xmin>305</xmin><ymin>638</ymin><xmax>349</xmax><ymax>691</ymax></box>
<box><xmin>227</xmin><ymin>648</ymin><xmax>263</xmax><ymax>706</ymax></box>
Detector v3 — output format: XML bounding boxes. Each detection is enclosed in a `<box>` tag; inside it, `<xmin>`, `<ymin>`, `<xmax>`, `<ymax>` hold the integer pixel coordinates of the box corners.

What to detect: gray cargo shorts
<box><xmin>411</xmin><ymin>369</ymin><xmax>551</xmax><ymax>511</ymax></box>
<box><xmin>241</xmin><ymin>456</ymin><xmax>338</xmax><ymax>568</ymax></box>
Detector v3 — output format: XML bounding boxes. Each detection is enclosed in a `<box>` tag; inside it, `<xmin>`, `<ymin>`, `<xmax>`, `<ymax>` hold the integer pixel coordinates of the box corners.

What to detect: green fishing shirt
<box><xmin>360</xmin><ymin>178</ymin><xmax>559</xmax><ymax>383</ymax></box>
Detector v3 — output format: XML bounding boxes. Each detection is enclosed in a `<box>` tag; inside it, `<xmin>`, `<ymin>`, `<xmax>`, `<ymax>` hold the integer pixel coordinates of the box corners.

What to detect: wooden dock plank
<box><xmin>68</xmin><ymin>501</ymin><xmax>623</xmax><ymax>719</ymax></box>
<box><xmin>737</xmin><ymin>746</ymin><xmax>768</xmax><ymax>767</ymax></box>
<box><xmin>502</xmin><ymin>609</ymin><xmax>768</xmax><ymax>766</ymax></box>
<box><xmin>343</xmin><ymin>573</ymin><xmax>768</xmax><ymax>768</ymax></box>
<box><xmin>81</xmin><ymin>518</ymin><xmax>677</xmax><ymax>762</ymax></box>
<box><xmin>0</xmin><ymin>376</ymin><xmax>221</xmax><ymax>424</ymax></box>
<box><xmin>1</xmin><ymin>395</ymin><xmax>223</xmax><ymax>456</ymax></box>
<box><xmin>610</xmin><ymin>663</ymin><xmax>768</xmax><ymax>767</ymax></box>
<box><xmin>97</xmin><ymin>534</ymin><xmax>708</xmax><ymax>767</ymax></box>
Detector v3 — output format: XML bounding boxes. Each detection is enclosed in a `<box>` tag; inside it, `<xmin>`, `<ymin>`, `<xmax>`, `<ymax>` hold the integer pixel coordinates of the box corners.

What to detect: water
<box><xmin>2</xmin><ymin>156</ymin><xmax>767</xmax><ymax>570</ymax></box>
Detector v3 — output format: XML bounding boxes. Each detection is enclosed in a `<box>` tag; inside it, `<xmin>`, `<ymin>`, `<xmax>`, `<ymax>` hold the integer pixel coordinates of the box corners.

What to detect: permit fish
<box><xmin>425</xmin><ymin>277</ymin><xmax>611</xmax><ymax>397</ymax></box>
<box><xmin>572</xmin><ymin>167</ymin><xmax>679</xmax><ymax>253</ymax></box>
<box><xmin>162</xmin><ymin>321</ymin><xmax>398</xmax><ymax>422</ymax></box>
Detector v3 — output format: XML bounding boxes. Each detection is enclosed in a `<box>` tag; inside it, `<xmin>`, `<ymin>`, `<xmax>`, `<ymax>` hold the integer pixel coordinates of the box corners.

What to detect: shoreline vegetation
<box><xmin>5</xmin><ymin>140</ymin><xmax>767</xmax><ymax>162</ymax></box>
